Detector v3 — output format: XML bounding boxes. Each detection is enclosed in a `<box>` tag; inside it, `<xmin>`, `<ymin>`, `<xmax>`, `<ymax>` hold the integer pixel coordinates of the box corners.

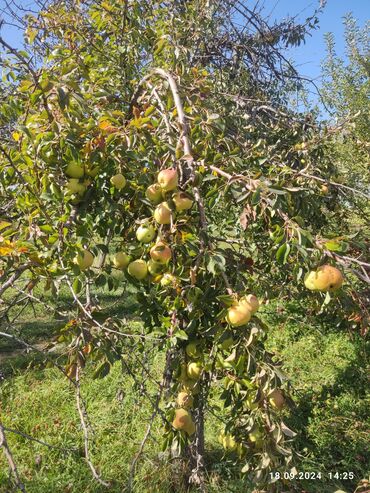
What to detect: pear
<box><xmin>304</xmin><ymin>264</ymin><xmax>343</xmax><ymax>292</ymax></box>
<box><xmin>172</xmin><ymin>408</ymin><xmax>195</xmax><ymax>435</ymax></box>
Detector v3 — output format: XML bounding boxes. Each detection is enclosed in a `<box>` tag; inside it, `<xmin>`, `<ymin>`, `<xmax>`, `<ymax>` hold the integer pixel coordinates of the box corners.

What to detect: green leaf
<box><xmin>73</xmin><ymin>278</ymin><xmax>83</xmax><ymax>294</ymax></box>
<box><xmin>93</xmin><ymin>361</ymin><xmax>111</xmax><ymax>379</ymax></box>
<box><xmin>206</xmin><ymin>253</ymin><xmax>226</xmax><ymax>275</ymax></box>
<box><xmin>174</xmin><ymin>330</ymin><xmax>188</xmax><ymax>341</ymax></box>
<box><xmin>276</xmin><ymin>243</ymin><xmax>290</xmax><ymax>264</ymax></box>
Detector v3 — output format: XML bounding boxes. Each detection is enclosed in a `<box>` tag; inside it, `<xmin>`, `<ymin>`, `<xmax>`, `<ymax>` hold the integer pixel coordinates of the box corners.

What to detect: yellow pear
<box><xmin>187</xmin><ymin>361</ymin><xmax>202</xmax><ymax>380</ymax></box>
<box><xmin>160</xmin><ymin>273</ymin><xmax>176</xmax><ymax>287</ymax></box>
<box><xmin>172</xmin><ymin>408</ymin><xmax>195</xmax><ymax>435</ymax></box>
<box><xmin>136</xmin><ymin>224</ymin><xmax>156</xmax><ymax>243</ymax></box>
<box><xmin>172</xmin><ymin>192</ymin><xmax>193</xmax><ymax>211</ymax></box>
<box><xmin>110</xmin><ymin>173</ymin><xmax>126</xmax><ymax>190</ymax></box>
<box><xmin>181</xmin><ymin>379</ymin><xmax>200</xmax><ymax>395</ymax></box>
<box><xmin>153</xmin><ymin>202</ymin><xmax>172</xmax><ymax>225</ymax></box>
<box><xmin>185</xmin><ymin>341</ymin><xmax>202</xmax><ymax>359</ymax></box>
<box><xmin>66</xmin><ymin>179</ymin><xmax>86</xmax><ymax>195</ymax></box>
<box><xmin>127</xmin><ymin>260</ymin><xmax>148</xmax><ymax>280</ymax></box>
<box><xmin>226</xmin><ymin>303</ymin><xmax>251</xmax><ymax>327</ymax></box>
<box><xmin>157</xmin><ymin>168</ymin><xmax>178</xmax><ymax>192</ymax></box>
<box><xmin>239</xmin><ymin>294</ymin><xmax>259</xmax><ymax>314</ymax></box>
<box><xmin>268</xmin><ymin>389</ymin><xmax>285</xmax><ymax>410</ymax></box>
<box><xmin>176</xmin><ymin>391</ymin><xmax>193</xmax><ymax>409</ymax></box>
<box><xmin>304</xmin><ymin>264</ymin><xmax>343</xmax><ymax>292</ymax></box>
<box><xmin>150</xmin><ymin>241</ymin><xmax>172</xmax><ymax>264</ymax></box>
<box><xmin>65</xmin><ymin>162</ymin><xmax>84</xmax><ymax>178</ymax></box>
<box><xmin>74</xmin><ymin>249</ymin><xmax>94</xmax><ymax>270</ymax></box>
<box><xmin>146</xmin><ymin>183</ymin><xmax>162</xmax><ymax>203</ymax></box>
<box><xmin>112</xmin><ymin>252</ymin><xmax>130</xmax><ymax>269</ymax></box>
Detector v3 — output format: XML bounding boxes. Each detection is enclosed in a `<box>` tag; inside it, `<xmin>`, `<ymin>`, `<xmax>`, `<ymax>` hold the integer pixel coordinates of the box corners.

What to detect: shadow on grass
<box><xmin>0</xmin><ymin>350</ymin><xmax>68</xmax><ymax>379</ymax></box>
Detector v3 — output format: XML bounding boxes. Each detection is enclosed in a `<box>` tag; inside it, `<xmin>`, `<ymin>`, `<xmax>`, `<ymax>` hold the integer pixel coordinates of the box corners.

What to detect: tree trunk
<box><xmin>188</xmin><ymin>383</ymin><xmax>205</xmax><ymax>490</ymax></box>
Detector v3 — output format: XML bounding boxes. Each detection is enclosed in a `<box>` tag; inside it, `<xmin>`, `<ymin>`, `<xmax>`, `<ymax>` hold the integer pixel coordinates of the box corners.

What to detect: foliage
<box><xmin>0</xmin><ymin>1</ymin><xmax>368</xmax><ymax>491</ymax></box>
<box><xmin>321</xmin><ymin>14</ymin><xmax>370</xmax><ymax>232</ymax></box>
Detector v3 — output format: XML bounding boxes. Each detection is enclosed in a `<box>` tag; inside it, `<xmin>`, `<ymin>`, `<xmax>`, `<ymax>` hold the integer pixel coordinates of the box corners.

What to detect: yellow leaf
<box><xmin>0</xmin><ymin>221</ymin><xmax>12</xmax><ymax>232</ymax></box>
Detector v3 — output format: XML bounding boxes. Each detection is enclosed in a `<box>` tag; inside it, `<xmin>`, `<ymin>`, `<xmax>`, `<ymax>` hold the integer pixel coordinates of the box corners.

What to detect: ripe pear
<box><xmin>157</xmin><ymin>168</ymin><xmax>178</xmax><ymax>192</ymax></box>
<box><xmin>304</xmin><ymin>264</ymin><xmax>343</xmax><ymax>292</ymax></box>
<box><xmin>176</xmin><ymin>391</ymin><xmax>193</xmax><ymax>409</ymax></box>
<box><xmin>65</xmin><ymin>162</ymin><xmax>84</xmax><ymax>178</ymax></box>
<box><xmin>136</xmin><ymin>224</ymin><xmax>156</xmax><ymax>243</ymax></box>
<box><xmin>185</xmin><ymin>341</ymin><xmax>202</xmax><ymax>359</ymax></box>
<box><xmin>150</xmin><ymin>241</ymin><xmax>172</xmax><ymax>264</ymax></box>
<box><xmin>172</xmin><ymin>408</ymin><xmax>195</xmax><ymax>435</ymax></box>
<box><xmin>240</xmin><ymin>294</ymin><xmax>259</xmax><ymax>314</ymax></box>
<box><xmin>67</xmin><ymin>179</ymin><xmax>86</xmax><ymax>195</ymax></box>
<box><xmin>153</xmin><ymin>202</ymin><xmax>172</xmax><ymax>224</ymax></box>
<box><xmin>74</xmin><ymin>249</ymin><xmax>94</xmax><ymax>270</ymax></box>
<box><xmin>268</xmin><ymin>389</ymin><xmax>285</xmax><ymax>410</ymax></box>
<box><xmin>112</xmin><ymin>252</ymin><xmax>130</xmax><ymax>269</ymax></box>
<box><xmin>226</xmin><ymin>303</ymin><xmax>251</xmax><ymax>327</ymax></box>
<box><xmin>145</xmin><ymin>183</ymin><xmax>162</xmax><ymax>203</ymax></box>
<box><xmin>110</xmin><ymin>173</ymin><xmax>126</xmax><ymax>190</ymax></box>
<box><xmin>127</xmin><ymin>259</ymin><xmax>148</xmax><ymax>280</ymax></box>
<box><xmin>172</xmin><ymin>192</ymin><xmax>193</xmax><ymax>211</ymax></box>
<box><xmin>187</xmin><ymin>361</ymin><xmax>202</xmax><ymax>380</ymax></box>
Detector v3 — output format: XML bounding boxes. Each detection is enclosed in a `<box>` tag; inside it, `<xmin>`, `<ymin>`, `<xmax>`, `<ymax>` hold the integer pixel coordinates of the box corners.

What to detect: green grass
<box><xmin>262</xmin><ymin>300</ymin><xmax>369</xmax><ymax>492</ymax></box>
<box><xmin>1</xmin><ymin>294</ymin><xmax>368</xmax><ymax>492</ymax></box>
<box><xmin>0</xmin><ymin>359</ymin><xmax>245</xmax><ymax>493</ymax></box>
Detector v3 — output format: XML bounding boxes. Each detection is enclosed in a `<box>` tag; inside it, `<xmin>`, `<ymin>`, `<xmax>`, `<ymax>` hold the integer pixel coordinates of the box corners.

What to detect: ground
<box><xmin>0</xmin><ymin>286</ymin><xmax>368</xmax><ymax>493</ymax></box>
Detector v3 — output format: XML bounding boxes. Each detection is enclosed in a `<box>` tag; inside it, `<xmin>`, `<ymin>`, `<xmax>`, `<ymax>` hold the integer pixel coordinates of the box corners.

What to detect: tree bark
<box><xmin>188</xmin><ymin>382</ymin><xmax>206</xmax><ymax>490</ymax></box>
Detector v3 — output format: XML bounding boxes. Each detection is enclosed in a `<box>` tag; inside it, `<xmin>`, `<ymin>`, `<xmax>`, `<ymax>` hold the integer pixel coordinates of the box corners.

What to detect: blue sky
<box><xmin>0</xmin><ymin>0</ymin><xmax>368</xmax><ymax>94</ymax></box>
<box><xmin>266</xmin><ymin>0</ymin><xmax>368</xmax><ymax>81</ymax></box>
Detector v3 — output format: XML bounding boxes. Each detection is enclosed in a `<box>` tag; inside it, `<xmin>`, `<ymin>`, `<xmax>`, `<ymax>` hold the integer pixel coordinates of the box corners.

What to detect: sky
<box><xmin>0</xmin><ymin>0</ymin><xmax>368</xmax><ymax>106</ymax></box>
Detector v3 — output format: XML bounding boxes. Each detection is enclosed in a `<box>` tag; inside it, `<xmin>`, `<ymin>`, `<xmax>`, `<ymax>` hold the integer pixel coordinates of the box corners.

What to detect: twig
<box><xmin>75</xmin><ymin>367</ymin><xmax>110</xmax><ymax>487</ymax></box>
<box><xmin>0</xmin><ymin>421</ymin><xmax>26</xmax><ymax>492</ymax></box>
<box><xmin>127</xmin><ymin>371</ymin><xmax>166</xmax><ymax>492</ymax></box>
<box><xmin>0</xmin><ymin>264</ymin><xmax>32</xmax><ymax>299</ymax></box>
<box><xmin>2</xmin><ymin>426</ymin><xmax>78</xmax><ymax>454</ymax></box>
<box><xmin>298</xmin><ymin>172</ymin><xmax>370</xmax><ymax>200</ymax></box>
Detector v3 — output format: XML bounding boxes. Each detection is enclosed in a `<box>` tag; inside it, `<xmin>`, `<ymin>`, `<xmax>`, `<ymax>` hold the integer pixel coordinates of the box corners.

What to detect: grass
<box><xmin>0</xmin><ymin>290</ymin><xmax>368</xmax><ymax>492</ymax></box>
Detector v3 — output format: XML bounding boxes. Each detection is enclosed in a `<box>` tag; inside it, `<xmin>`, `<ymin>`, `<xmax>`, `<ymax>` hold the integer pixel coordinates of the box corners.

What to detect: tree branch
<box><xmin>0</xmin><ymin>421</ymin><xmax>26</xmax><ymax>492</ymax></box>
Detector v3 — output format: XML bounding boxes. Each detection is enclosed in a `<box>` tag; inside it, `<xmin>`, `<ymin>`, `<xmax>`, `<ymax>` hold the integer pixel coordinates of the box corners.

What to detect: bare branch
<box><xmin>0</xmin><ymin>421</ymin><xmax>26</xmax><ymax>492</ymax></box>
<box><xmin>75</xmin><ymin>367</ymin><xmax>110</xmax><ymax>487</ymax></box>
<box><xmin>2</xmin><ymin>426</ymin><xmax>78</xmax><ymax>454</ymax></box>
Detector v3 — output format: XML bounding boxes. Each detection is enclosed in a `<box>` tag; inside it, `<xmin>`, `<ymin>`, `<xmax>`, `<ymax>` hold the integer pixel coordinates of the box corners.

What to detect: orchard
<box><xmin>0</xmin><ymin>1</ymin><xmax>368</xmax><ymax>492</ymax></box>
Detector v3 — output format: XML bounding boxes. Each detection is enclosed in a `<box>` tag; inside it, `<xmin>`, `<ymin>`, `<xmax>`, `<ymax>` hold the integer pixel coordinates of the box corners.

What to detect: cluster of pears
<box><xmin>218</xmin><ymin>390</ymin><xmax>285</xmax><ymax>454</ymax></box>
<box><xmin>172</xmin><ymin>340</ymin><xmax>204</xmax><ymax>436</ymax></box>
<box><xmin>111</xmin><ymin>168</ymin><xmax>192</xmax><ymax>283</ymax></box>
<box><xmin>226</xmin><ymin>294</ymin><xmax>260</xmax><ymax>327</ymax></box>
<box><xmin>218</xmin><ymin>423</ymin><xmax>265</xmax><ymax>454</ymax></box>
<box><xmin>304</xmin><ymin>264</ymin><xmax>343</xmax><ymax>292</ymax></box>
<box><xmin>65</xmin><ymin>158</ymin><xmax>126</xmax><ymax>205</ymax></box>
